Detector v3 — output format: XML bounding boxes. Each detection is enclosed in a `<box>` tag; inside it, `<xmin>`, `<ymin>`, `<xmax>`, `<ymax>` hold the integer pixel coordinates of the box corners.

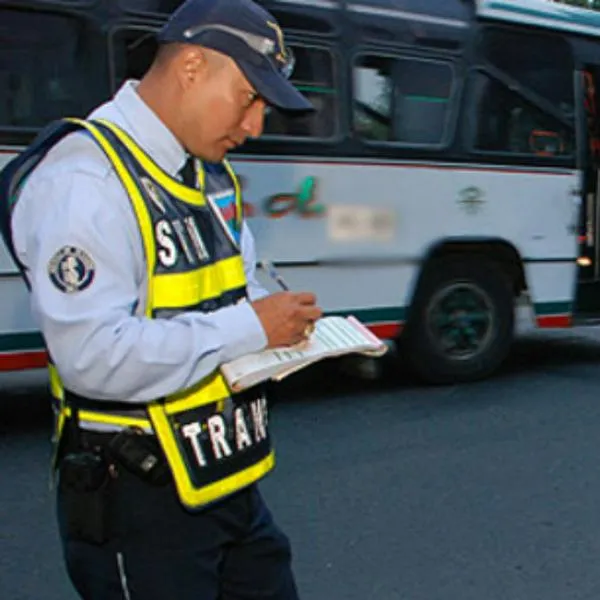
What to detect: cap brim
<box><xmin>237</xmin><ymin>58</ymin><xmax>314</xmax><ymax>112</ymax></box>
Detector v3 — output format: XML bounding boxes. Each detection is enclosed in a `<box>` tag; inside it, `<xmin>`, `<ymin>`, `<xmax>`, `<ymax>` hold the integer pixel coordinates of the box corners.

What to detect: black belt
<box><xmin>77</xmin><ymin>428</ymin><xmax>164</xmax><ymax>462</ymax></box>
<box><xmin>78</xmin><ymin>429</ymin><xmax>118</xmax><ymax>449</ymax></box>
<box><xmin>61</xmin><ymin>426</ymin><xmax>171</xmax><ymax>486</ymax></box>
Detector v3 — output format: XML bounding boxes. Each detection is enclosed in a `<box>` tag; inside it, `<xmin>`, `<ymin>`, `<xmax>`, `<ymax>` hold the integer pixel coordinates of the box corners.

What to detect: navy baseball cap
<box><xmin>157</xmin><ymin>0</ymin><xmax>313</xmax><ymax>111</ymax></box>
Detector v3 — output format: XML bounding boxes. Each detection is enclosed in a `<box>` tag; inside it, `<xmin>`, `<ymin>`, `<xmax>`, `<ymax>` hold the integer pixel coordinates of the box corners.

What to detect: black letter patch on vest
<box><xmin>48</xmin><ymin>246</ymin><xmax>95</xmax><ymax>293</ymax></box>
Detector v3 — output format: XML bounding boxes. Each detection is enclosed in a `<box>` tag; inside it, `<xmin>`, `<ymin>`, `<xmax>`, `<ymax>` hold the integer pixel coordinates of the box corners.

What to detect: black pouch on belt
<box><xmin>107</xmin><ymin>427</ymin><xmax>171</xmax><ymax>486</ymax></box>
<box><xmin>58</xmin><ymin>450</ymin><xmax>113</xmax><ymax>545</ymax></box>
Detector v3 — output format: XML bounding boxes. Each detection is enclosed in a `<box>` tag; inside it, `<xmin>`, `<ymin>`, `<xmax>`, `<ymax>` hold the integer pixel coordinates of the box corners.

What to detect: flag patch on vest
<box><xmin>209</xmin><ymin>189</ymin><xmax>241</xmax><ymax>245</ymax></box>
<box><xmin>48</xmin><ymin>246</ymin><xmax>95</xmax><ymax>293</ymax></box>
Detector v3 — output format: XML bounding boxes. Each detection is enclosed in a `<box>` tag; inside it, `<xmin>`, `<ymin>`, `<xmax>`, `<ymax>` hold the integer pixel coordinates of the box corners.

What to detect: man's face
<box><xmin>180</xmin><ymin>49</ymin><xmax>267</xmax><ymax>162</ymax></box>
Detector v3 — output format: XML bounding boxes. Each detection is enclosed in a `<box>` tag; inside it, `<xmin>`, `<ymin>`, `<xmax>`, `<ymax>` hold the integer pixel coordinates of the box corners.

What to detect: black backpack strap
<box><xmin>0</xmin><ymin>118</ymin><xmax>89</xmax><ymax>288</ymax></box>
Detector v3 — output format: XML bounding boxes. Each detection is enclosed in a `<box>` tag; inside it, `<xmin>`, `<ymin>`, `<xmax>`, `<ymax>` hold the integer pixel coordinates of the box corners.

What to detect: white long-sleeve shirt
<box><xmin>12</xmin><ymin>80</ymin><xmax>269</xmax><ymax>403</ymax></box>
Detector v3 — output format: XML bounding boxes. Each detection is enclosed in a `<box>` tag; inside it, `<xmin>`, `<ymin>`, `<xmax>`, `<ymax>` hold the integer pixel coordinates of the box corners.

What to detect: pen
<box><xmin>259</xmin><ymin>260</ymin><xmax>290</xmax><ymax>291</ymax></box>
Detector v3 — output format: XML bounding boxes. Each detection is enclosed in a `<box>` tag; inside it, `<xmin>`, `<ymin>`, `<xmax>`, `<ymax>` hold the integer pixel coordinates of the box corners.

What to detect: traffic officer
<box><xmin>0</xmin><ymin>0</ymin><xmax>321</xmax><ymax>598</ymax></box>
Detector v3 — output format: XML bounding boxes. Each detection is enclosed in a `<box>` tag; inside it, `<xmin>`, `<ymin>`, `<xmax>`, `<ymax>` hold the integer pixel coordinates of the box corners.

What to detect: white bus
<box><xmin>2</xmin><ymin>0</ymin><xmax>600</xmax><ymax>385</ymax></box>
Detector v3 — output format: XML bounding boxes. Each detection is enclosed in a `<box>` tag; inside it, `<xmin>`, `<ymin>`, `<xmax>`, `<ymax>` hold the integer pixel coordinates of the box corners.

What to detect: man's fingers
<box><xmin>293</xmin><ymin>291</ymin><xmax>317</xmax><ymax>305</ymax></box>
<box><xmin>251</xmin><ymin>290</ymin><xmax>323</xmax><ymax>348</ymax></box>
<box><xmin>300</xmin><ymin>306</ymin><xmax>323</xmax><ymax>322</ymax></box>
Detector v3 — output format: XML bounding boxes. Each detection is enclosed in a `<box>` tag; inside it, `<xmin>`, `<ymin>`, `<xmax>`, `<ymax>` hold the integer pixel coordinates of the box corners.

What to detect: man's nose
<box><xmin>241</xmin><ymin>100</ymin><xmax>266</xmax><ymax>139</ymax></box>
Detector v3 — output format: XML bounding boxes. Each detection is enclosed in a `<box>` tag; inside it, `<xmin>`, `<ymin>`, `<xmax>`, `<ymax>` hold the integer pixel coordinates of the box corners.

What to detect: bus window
<box><xmin>0</xmin><ymin>8</ymin><xmax>102</xmax><ymax>132</ymax></box>
<box><xmin>353</xmin><ymin>56</ymin><xmax>393</xmax><ymax>141</ymax></box>
<box><xmin>109</xmin><ymin>27</ymin><xmax>158</xmax><ymax>92</ymax></box>
<box><xmin>472</xmin><ymin>72</ymin><xmax>574</xmax><ymax>157</ymax></box>
<box><xmin>263</xmin><ymin>45</ymin><xmax>337</xmax><ymax>139</ymax></box>
<box><xmin>481</xmin><ymin>27</ymin><xmax>574</xmax><ymax>113</ymax></box>
<box><xmin>353</xmin><ymin>55</ymin><xmax>454</xmax><ymax>145</ymax></box>
<box><xmin>394</xmin><ymin>58</ymin><xmax>454</xmax><ymax>145</ymax></box>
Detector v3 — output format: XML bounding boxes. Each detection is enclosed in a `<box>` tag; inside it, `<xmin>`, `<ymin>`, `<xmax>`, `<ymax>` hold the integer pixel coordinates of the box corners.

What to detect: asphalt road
<box><xmin>3</xmin><ymin>328</ymin><xmax>600</xmax><ymax>599</ymax></box>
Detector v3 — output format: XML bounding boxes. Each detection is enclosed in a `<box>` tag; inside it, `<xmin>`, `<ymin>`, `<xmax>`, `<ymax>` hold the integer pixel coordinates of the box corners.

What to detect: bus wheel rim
<box><xmin>425</xmin><ymin>282</ymin><xmax>496</xmax><ymax>361</ymax></box>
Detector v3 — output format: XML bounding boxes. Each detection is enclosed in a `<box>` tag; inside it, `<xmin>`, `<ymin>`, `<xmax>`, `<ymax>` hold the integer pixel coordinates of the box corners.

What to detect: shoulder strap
<box><xmin>223</xmin><ymin>158</ymin><xmax>244</xmax><ymax>232</ymax></box>
<box><xmin>0</xmin><ymin>119</ymin><xmax>89</xmax><ymax>288</ymax></box>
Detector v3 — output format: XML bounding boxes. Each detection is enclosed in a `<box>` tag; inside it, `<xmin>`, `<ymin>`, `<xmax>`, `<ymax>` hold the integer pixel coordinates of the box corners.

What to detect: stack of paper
<box><xmin>221</xmin><ymin>315</ymin><xmax>387</xmax><ymax>392</ymax></box>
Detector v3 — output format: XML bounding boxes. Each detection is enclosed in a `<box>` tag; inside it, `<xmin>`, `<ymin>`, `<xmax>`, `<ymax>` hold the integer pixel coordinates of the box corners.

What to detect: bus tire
<box><xmin>403</xmin><ymin>257</ymin><xmax>514</xmax><ymax>384</ymax></box>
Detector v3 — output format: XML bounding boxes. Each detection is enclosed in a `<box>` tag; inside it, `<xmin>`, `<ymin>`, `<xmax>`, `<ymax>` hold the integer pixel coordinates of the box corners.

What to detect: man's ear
<box><xmin>178</xmin><ymin>46</ymin><xmax>207</xmax><ymax>89</ymax></box>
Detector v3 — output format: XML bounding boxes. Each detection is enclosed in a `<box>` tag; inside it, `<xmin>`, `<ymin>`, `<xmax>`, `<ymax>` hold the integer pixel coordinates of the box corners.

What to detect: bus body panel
<box><xmin>233</xmin><ymin>156</ymin><xmax>580</xmax><ymax>320</ymax></box>
<box><xmin>0</xmin><ymin>148</ymin><xmax>46</xmax><ymax>370</ymax></box>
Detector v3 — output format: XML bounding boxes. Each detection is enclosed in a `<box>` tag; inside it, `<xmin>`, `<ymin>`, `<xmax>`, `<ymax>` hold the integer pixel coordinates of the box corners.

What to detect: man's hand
<box><xmin>251</xmin><ymin>291</ymin><xmax>323</xmax><ymax>348</ymax></box>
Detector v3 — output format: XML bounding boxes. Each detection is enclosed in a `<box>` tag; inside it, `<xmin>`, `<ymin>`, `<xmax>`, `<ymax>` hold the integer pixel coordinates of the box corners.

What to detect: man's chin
<box><xmin>210</xmin><ymin>142</ymin><xmax>235</xmax><ymax>163</ymax></box>
<box><xmin>195</xmin><ymin>149</ymin><xmax>226</xmax><ymax>164</ymax></box>
<box><xmin>195</xmin><ymin>140</ymin><xmax>241</xmax><ymax>163</ymax></box>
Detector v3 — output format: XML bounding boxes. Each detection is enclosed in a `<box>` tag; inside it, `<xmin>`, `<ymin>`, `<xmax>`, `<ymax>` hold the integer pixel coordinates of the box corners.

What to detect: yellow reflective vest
<box><xmin>10</xmin><ymin>118</ymin><xmax>274</xmax><ymax>509</ymax></box>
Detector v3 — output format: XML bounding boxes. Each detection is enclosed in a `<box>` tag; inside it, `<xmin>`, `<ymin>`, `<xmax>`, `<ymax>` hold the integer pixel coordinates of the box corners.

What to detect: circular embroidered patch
<box><xmin>48</xmin><ymin>246</ymin><xmax>95</xmax><ymax>293</ymax></box>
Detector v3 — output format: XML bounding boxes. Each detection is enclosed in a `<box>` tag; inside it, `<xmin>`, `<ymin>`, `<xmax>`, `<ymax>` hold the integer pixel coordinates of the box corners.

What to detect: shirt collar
<box><xmin>92</xmin><ymin>80</ymin><xmax>188</xmax><ymax>177</ymax></box>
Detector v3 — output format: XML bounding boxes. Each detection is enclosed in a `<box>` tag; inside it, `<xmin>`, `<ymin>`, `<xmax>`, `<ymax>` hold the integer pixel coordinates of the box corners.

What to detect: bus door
<box><xmin>576</xmin><ymin>66</ymin><xmax>600</xmax><ymax>313</ymax></box>
<box><xmin>578</xmin><ymin>65</ymin><xmax>600</xmax><ymax>282</ymax></box>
